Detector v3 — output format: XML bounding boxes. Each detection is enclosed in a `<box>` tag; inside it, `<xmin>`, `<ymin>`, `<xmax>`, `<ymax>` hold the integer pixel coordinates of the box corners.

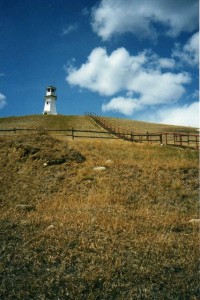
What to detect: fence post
<box><xmin>160</xmin><ymin>134</ymin><xmax>163</xmax><ymax>144</ymax></box>
<box><xmin>147</xmin><ymin>131</ymin><xmax>149</xmax><ymax>142</ymax></box>
<box><xmin>14</xmin><ymin>128</ymin><xmax>16</xmax><ymax>134</ymax></box>
<box><xmin>180</xmin><ymin>134</ymin><xmax>182</xmax><ymax>146</ymax></box>
<box><xmin>72</xmin><ymin>128</ymin><xmax>74</xmax><ymax>140</ymax></box>
<box><xmin>165</xmin><ymin>133</ymin><xmax>168</xmax><ymax>145</ymax></box>
<box><xmin>131</xmin><ymin>131</ymin><xmax>134</xmax><ymax>142</ymax></box>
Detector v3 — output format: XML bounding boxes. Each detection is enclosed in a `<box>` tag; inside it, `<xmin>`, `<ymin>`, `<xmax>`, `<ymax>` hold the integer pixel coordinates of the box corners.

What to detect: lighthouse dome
<box><xmin>46</xmin><ymin>86</ymin><xmax>56</xmax><ymax>97</ymax></box>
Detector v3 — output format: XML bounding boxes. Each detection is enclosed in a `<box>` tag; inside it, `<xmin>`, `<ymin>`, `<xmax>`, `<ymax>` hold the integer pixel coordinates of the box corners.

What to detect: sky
<box><xmin>0</xmin><ymin>0</ymin><xmax>199</xmax><ymax>127</ymax></box>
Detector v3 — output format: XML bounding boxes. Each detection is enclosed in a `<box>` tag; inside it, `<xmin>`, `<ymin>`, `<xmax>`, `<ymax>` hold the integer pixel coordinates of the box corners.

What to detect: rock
<box><xmin>20</xmin><ymin>220</ymin><xmax>30</xmax><ymax>226</ymax></box>
<box><xmin>189</xmin><ymin>219</ymin><xmax>200</xmax><ymax>225</ymax></box>
<box><xmin>46</xmin><ymin>225</ymin><xmax>55</xmax><ymax>230</ymax></box>
<box><xmin>70</xmin><ymin>152</ymin><xmax>86</xmax><ymax>163</ymax></box>
<box><xmin>46</xmin><ymin>158</ymin><xmax>66</xmax><ymax>165</ymax></box>
<box><xmin>93</xmin><ymin>166</ymin><xmax>106</xmax><ymax>171</ymax></box>
<box><xmin>43</xmin><ymin>162</ymin><xmax>48</xmax><ymax>166</ymax></box>
<box><xmin>105</xmin><ymin>159</ymin><xmax>113</xmax><ymax>165</ymax></box>
<box><xmin>15</xmin><ymin>204</ymin><xmax>36</xmax><ymax>212</ymax></box>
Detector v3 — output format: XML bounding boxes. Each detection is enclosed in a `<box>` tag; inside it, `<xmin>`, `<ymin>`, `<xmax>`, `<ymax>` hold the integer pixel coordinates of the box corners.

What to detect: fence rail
<box><xmin>0</xmin><ymin>114</ymin><xmax>199</xmax><ymax>149</ymax></box>
<box><xmin>0</xmin><ymin>127</ymin><xmax>117</xmax><ymax>140</ymax></box>
<box><xmin>86</xmin><ymin>112</ymin><xmax>199</xmax><ymax>149</ymax></box>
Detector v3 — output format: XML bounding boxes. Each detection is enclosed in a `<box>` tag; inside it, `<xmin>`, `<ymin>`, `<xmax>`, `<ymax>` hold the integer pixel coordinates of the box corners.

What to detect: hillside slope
<box><xmin>0</xmin><ymin>115</ymin><xmax>98</xmax><ymax>130</ymax></box>
<box><xmin>0</xmin><ymin>131</ymin><xmax>199</xmax><ymax>299</ymax></box>
<box><xmin>0</xmin><ymin>114</ymin><xmax>197</xmax><ymax>134</ymax></box>
<box><xmin>96</xmin><ymin>116</ymin><xmax>198</xmax><ymax>134</ymax></box>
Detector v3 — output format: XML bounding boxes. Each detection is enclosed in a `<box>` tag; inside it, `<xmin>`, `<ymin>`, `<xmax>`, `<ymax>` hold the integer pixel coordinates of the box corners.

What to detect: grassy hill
<box><xmin>0</xmin><ymin>114</ymin><xmax>197</xmax><ymax>134</ymax></box>
<box><xmin>99</xmin><ymin>116</ymin><xmax>198</xmax><ymax>134</ymax></box>
<box><xmin>0</xmin><ymin>115</ymin><xmax>97</xmax><ymax>130</ymax></box>
<box><xmin>0</xmin><ymin>115</ymin><xmax>199</xmax><ymax>299</ymax></box>
<box><xmin>0</xmin><ymin>115</ymin><xmax>111</xmax><ymax>139</ymax></box>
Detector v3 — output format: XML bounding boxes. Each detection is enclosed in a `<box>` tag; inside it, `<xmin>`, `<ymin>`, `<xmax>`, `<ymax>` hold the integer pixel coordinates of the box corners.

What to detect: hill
<box><xmin>0</xmin><ymin>115</ymin><xmax>199</xmax><ymax>299</ymax></box>
<box><xmin>99</xmin><ymin>116</ymin><xmax>198</xmax><ymax>134</ymax></box>
<box><xmin>0</xmin><ymin>114</ymin><xmax>197</xmax><ymax>134</ymax></box>
<box><xmin>0</xmin><ymin>115</ymin><xmax>97</xmax><ymax>130</ymax></box>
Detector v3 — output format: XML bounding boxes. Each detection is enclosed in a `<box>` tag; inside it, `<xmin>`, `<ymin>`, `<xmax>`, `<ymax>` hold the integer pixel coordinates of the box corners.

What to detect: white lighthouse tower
<box><xmin>43</xmin><ymin>86</ymin><xmax>57</xmax><ymax>115</ymax></box>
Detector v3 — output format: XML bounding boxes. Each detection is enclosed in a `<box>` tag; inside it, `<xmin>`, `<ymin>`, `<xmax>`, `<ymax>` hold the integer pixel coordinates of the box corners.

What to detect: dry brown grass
<box><xmin>0</xmin><ymin>114</ymin><xmax>197</xmax><ymax>134</ymax></box>
<box><xmin>100</xmin><ymin>116</ymin><xmax>198</xmax><ymax>134</ymax></box>
<box><xmin>0</xmin><ymin>131</ymin><xmax>199</xmax><ymax>299</ymax></box>
<box><xmin>0</xmin><ymin>115</ymin><xmax>111</xmax><ymax>139</ymax></box>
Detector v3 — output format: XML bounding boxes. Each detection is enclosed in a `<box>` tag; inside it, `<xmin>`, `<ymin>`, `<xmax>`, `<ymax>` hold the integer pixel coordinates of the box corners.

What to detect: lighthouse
<box><xmin>43</xmin><ymin>86</ymin><xmax>57</xmax><ymax>115</ymax></box>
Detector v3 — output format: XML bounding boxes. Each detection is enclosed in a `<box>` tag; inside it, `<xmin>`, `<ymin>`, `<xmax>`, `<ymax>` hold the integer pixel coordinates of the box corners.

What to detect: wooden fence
<box><xmin>87</xmin><ymin>113</ymin><xmax>199</xmax><ymax>149</ymax></box>
<box><xmin>163</xmin><ymin>132</ymin><xmax>199</xmax><ymax>148</ymax></box>
<box><xmin>0</xmin><ymin>114</ymin><xmax>199</xmax><ymax>149</ymax></box>
<box><xmin>0</xmin><ymin>128</ymin><xmax>116</xmax><ymax>140</ymax></box>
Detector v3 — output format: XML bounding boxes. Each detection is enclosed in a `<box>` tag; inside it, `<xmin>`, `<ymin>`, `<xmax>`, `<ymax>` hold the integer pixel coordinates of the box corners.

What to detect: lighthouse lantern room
<box><xmin>43</xmin><ymin>86</ymin><xmax>57</xmax><ymax>115</ymax></box>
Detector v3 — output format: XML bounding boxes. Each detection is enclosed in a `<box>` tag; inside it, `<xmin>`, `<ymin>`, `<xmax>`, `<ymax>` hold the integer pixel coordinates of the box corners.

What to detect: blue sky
<box><xmin>0</xmin><ymin>0</ymin><xmax>199</xmax><ymax>127</ymax></box>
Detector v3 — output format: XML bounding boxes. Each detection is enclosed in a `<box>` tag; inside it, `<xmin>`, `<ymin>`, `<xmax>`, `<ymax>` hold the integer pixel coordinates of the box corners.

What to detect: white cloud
<box><xmin>102</xmin><ymin>99</ymin><xmax>199</xmax><ymax>127</ymax></box>
<box><xmin>67</xmin><ymin>48</ymin><xmax>146</xmax><ymax>96</ymax></box>
<box><xmin>0</xmin><ymin>93</ymin><xmax>7</xmax><ymax>109</ymax></box>
<box><xmin>157</xmin><ymin>102</ymin><xmax>199</xmax><ymax>127</ymax></box>
<box><xmin>173</xmin><ymin>31</ymin><xmax>199</xmax><ymax>66</ymax></box>
<box><xmin>191</xmin><ymin>89</ymin><xmax>199</xmax><ymax>100</ymax></box>
<box><xmin>158</xmin><ymin>58</ymin><xmax>175</xmax><ymax>69</ymax></box>
<box><xmin>91</xmin><ymin>0</ymin><xmax>198</xmax><ymax>41</ymax></box>
<box><xmin>66</xmin><ymin>47</ymin><xmax>191</xmax><ymax>107</ymax></box>
<box><xmin>184</xmin><ymin>32</ymin><xmax>199</xmax><ymax>63</ymax></box>
<box><xmin>102</xmin><ymin>97</ymin><xmax>141</xmax><ymax>115</ymax></box>
<box><xmin>67</xmin><ymin>47</ymin><xmax>145</xmax><ymax>96</ymax></box>
<box><xmin>62</xmin><ymin>24</ymin><xmax>78</xmax><ymax>36</ymax></box>
<box><xmin>129</xmin><ymin>71</ymin><xmax>190</xmax><ymax>105</ymax></box>
<box><xmin>104</xmin><ymin>82</ymin><xmax>199</xmax><ymax>127</ymax></box>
